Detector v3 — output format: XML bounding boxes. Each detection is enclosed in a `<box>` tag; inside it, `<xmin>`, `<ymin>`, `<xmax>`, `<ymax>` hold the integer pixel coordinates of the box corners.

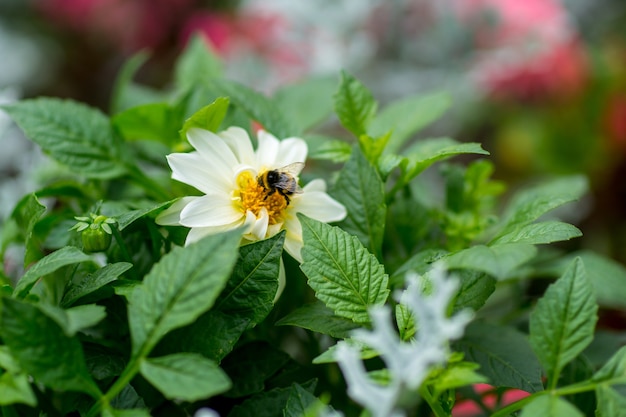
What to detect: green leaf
<box><xmin>221</xmin><ymin>341</ymin><xmax>290</xmax><ymax>398</ymax></box>
<box><xmin>358</xmin><ymin>131</ymin><xmax>391</xmax><ymax>164</ymax></box>
<box><xmin>404</xmin><ymin>138</ymin><xmax>489</xmax><ymax>180</ymax></box>
<box><xmin>274</xmin><ymin>76</ymin><xmax>336</xmax><ymax>133</ymax></box>
<box><xmin>593</xmin><ymin>346</ymin><xmax>626</xmax><ymax>384</ymax></box>
<box><xmin>61</xmin><ymin>262</ymin><xmax>132</xmax><ymax>306</ymax></box>
<box><xmin>332</xmin><ymin>147</ymin><xmax>386</xmax><ymax>258</ymax></box>
<box><xmin>14</xmin><ymin>246</ymin><xmax>92</xmax><ymax>298</ymax></box>
<box><xmin>180</xmin><ymin>96</ymin><xmax>229</xmax><ymax>140</ymax></box>
<box><xmin>313</xmin><ymin>339</ymin><xmax>379</xmax><ymax>364</ymax></box>
<box><xmin>229</xmin><ymin>380</ymin><xmax>317</xmax><ymax>417</ymax></box>
<box><xmin>116</xmin><ymin>200</ymin><xmax>175</xmax><ymax>231</ymax></box>
<box><xmin>333</xmin><ymin>71</ymin><xmax>377</xmax><ymax>137</ymax></box>
<box><xmin>284</xmin><ymin>383</ymin><xmax>322</xmax><ymax>417</ymax></box>
<box><xmin>452</xmin><ymin>270</ymin><xmax>496</xmax><ymax>313</ymax></box>
<box><xmin>0</xmin><ymin>372</ymin><xmax>37</xmax><ymax>406</ymax></box>
<box><xmin>519</xmin><ymin>395</ymin><xmax>583</xmax><ymax>417</ymax></box>
<box><xmin>529</xmin><ymin>257</ymin><xmax>598</xmax><ymax>387</ymax></box>
<box><xmin>213</xmin><ymin>232</ymin><xmax>284</xmax><ymax>325</ymax></box>
<box><xmin>304</xmin><ymin>135</ymin><xmax>352</xmax><ymax>163</ymax></box>
<box><xmin>112</xmin><ymin>102</ymin><xmax>181</xmax><ymax>144</ymax></box>
<box><xmin>492</xmin><ymin>175</ymin><xmax>588</xmax><ymax>242</ymax></box>
<box><xmin>128</xmin><ymin>230</ymin><xmax>240</xmax><ymax>355</ymax></box>
<box><xmin>10</xmin><ymin>193</ymin><xmax>46</xmax><ymax>267</ymax></box>
<box><xmin>140</xmin><ymin>353</ymin><xmax>230</xmax><ymax>401</ymax></box>
<box><xmin>211</xmin><ymin>79</ymin><xmax>296</xmax><ymax>139</ymax></box>
<box><xmin>38</xmin><ymin>304</ymin><xmax>107</xmax><ymax>337</ymax></box>
<box><xmin>111</xmin><ymin>51</ymin><xmax>164</xmax><ymax>113</ymax></box>
<box><xmin>175</xmin><ymin>35</ymin><xmax>222</xmax><ymax>91</ymax></box>
<box><xmin>570</xmin><ymin>250</ymin><xmax>626</xmax><ymax>310</ymax></box>
<box><xmin>444</xmin><ymin>243</ymin><xmax>537</xmax><ymax>281</ymax></box>
<box><xmin>490</xmin><ymin>221</ymin><xmax>582</xmax><ymax>245</ymax></box>
<box><xmin>395</xmin><ymin>303</ymin><xmax>416</xmax><ymax>341</ymax></box>
<box><xmin>0</xmin><ymin>297</ymin><xmax>100</xmax><ymax>397</ymax></box>
<box><xmin>299</xmin><ymin>214</ymin><xmax>390</xmax><ymax>323</ymax></box>
<box><xmin>370</xmin><ymin>92</ymin><xmax>451</xmax><ymax>154</ymax></box>
<box><xmin>455</xmin><ymin>321</ymin><xmax>544</xmax><ymax>393</ymax></box>
<box><xmin>2</xmin><ymin>98</ymin><xmax>127</xmax><ymax>179</ymax></box>
<box><xmin>275</xmin><ymin>301</ymin><xmax>359</xmax><ymax>339</ymax></box>
<box><xmin>103</xmin><ymin>409</ymin><xmax>152</xmax><ymax>417</ymax></box>
<box><xmin>596</xmin><ymin>385</ymin><xmax>626</xmax><ymax>417</ymax></box>
<box><xmin>431</xmin><ymin>362</ymin><xmax>488</xmax><ymax>398</ymax></box>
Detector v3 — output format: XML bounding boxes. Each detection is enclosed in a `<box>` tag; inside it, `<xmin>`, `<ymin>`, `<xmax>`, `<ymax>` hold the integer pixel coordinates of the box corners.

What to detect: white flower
<box><xmin>156</xmin><ymin>127</ymin><xmax>346</xmax><ymax>261</ymax></box>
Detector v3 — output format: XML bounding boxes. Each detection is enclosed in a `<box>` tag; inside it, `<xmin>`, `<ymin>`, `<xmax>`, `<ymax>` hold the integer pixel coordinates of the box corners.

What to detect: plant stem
<box><xmin>86</xmin><ymin>357</ymin><xmax>142</xmax><ymax>417</ymax></box>
<box><xmin>419</xmin><ymin>386</ymin><xmax>448</xmax><ymax>417</ymax></box>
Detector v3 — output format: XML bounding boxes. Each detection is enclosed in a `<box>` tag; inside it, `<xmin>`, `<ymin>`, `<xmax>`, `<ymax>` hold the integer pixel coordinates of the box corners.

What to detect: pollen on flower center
<box><xmin>236</xmin><ymin>171</ymin><xmax>288</xmax><ymax>225</ymax></box>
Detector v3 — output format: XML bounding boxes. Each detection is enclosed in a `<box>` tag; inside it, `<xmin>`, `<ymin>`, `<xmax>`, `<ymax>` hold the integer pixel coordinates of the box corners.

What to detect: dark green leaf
<box><xmin>128</xmin><ymin>230</ymin><xmax>240</xmax><ymax>355</ymax></box>
<box><xmin>0</xmin><ymin>297</ymin><xmax>100</xmax><ymax>397</ymax></box>
<box><xmin>180</xmin><ymin>97</ymin><xmax>229</xmax><ymax>140</ymax></box>
<box><xmin>2</xmin><ymin>98</ymin><xmax>127</xmax><ymax>179</ymax></box>
<box><xmin>140</xmin><ymin>353</ymin><xmax>231</xmax><ymax>401</ymax></box>
<box><xmin>274</xmin><ymin>76</ymin><xmax>336</xmax><ymax>133</ymax></box>
<box><xmin>14</xmin><ymin>246</ymin><xmax>92</xmax><ymax>298</ymax></box>
<box><xmin>452</xmin><ymin>270</ymin><xmax>496</xmax><ymax>313</ymax></box>
<box><xmin>519</xmin><ymin>395</ymin><xmax>583</xmax><ymax>417</ymax></box>
<box><xmin>38</xmin><ymin>304</ymin><xmax>106</xmax><ymax>336</ymax></box>
<box><xmin>103</xmin><ymin>408</ymin><xmax>152</xmax><ymax>417</ymax></box>
<box><xmin>275</xmin><ymin>301</ymin><xmax>359</xmax><ymax>339</ymax></box>
<box><xmin>370</xmin><ymin>92</ymin><xmax>451</xmax><ymax>154</ymax></box>
<box><xmin>175</xmin><ymin>35</ymin><xmax>222</xmax><ymax>91</ymax></box>
<box><xmin>221</xmin><ymin>341</ymin><xmax>290</xmax><ymax>398</ymax></box>
<box><xmin>332</xmin><ymin>147</ymin><xmax>386</xmax><ymax>258</ymax></box>
<box><xmin>10</xmin><ymin>193</ymin><xmax>46</xmax><ymax>267</ymax></box>
<box><xmin>284</xmin><ymin>383</ymin><xmax>322</xmax><ymax>417</ymax></box>
<box><xmin>444</xmin><ymin>244</ymin><xmax>537</xmax><ymax>281</ymax></box>
<box><xmin>490</xmin><ymin>221</ymin><xmax>582</xmax><ymax>245</ymax></box>
<box><xmin>214</xmin><ymin>232</ymin><xmax>284</xmax><ymax>325</ymax></box>
<box><xmin>333</xmin><ymin>71</ymin><xmax>377</xmax><ymax>137</ymax></box>
<box><xmin>529</xmin><ymin>258</ymin><xmax>598</xmax><ymax>386</ymax></box>
<box><xmin>228</xmin><ymin>380</ymin><xmax>317</xmax><ymax>417</ymax></box>
<box><xmin>62</xmin><ymin>262</ymin><xmax>132</xmax><ymax>307</ymax></box>
<box><xmin>456</xmin><ymin>321</ymin><xmax>544</xmax><ymax>393</ymax></box>
<box><xmin>596</xmin><ymin>385</ymin><xmax>626</xmax><ymax>417</ymax></box>
<box><xmin>569</xmin><ymin>251</ymin><xmax>626</xmax><ymax>310</ymax></box>
<box><xmin>112</xmin><ymin>103</ymin><xmax>181</xmax><ymax>144</ymax></box>
<box><xmin>593</xmin><ymin>346</ymin><xmax>626</xmax><ymax>384</ymax></box>
<box><xmin>299</xmin><ymin>215</ymin><xmax>389</xmax><ymax>323</ymax></box>
<box><xmin>116</xmin><ymin>201</ymin><xmax>175</xmax><ymax>231</ymax></box>
<box><xmin>211</xmin><ymin>80</ymin><xmax>296</xmax><ymax>139</ymax></box>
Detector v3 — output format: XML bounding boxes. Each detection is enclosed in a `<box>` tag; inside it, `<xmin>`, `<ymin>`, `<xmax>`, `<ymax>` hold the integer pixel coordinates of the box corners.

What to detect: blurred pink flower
<box><xmin>452</xmin><ymin>383</ymin><xmax>530</xmax><ymax>417</ymax></box>
<box><xmin>453</xmin><ymin>0</ymin><xmax>587</xmax><ymax>101</ymax></box>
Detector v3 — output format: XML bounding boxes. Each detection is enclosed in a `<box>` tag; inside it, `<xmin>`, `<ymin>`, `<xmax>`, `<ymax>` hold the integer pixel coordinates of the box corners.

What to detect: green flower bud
<box><xmin>71</xmin><ymin>213</ymin><xmax>117</xmax><ymax>253</ymax></box>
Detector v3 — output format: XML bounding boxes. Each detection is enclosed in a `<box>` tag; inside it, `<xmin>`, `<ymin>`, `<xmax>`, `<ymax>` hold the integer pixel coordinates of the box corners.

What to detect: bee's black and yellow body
<box><xmin>257</xmin><ymin>162</ymin><xmax>305</xmax><ymax>205</ymax></box>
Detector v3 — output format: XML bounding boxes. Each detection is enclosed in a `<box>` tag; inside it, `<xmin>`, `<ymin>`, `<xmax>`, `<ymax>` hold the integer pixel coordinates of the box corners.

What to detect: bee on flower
<box><xmin>156</xmin><ymin>127</ymin><xmax>347</xmax><ymax>262</ymax></box>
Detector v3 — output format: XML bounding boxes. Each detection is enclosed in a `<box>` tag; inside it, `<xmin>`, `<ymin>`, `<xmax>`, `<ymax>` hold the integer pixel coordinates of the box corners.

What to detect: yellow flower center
<box><xmin>236</xmin><ymin>171</ymin><xmax>288</xmax><ymax>225</ymax></box>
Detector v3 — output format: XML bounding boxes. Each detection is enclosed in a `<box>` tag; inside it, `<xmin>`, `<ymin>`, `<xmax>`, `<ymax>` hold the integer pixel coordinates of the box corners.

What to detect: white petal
<box><xmin>275</xmin><ymin>137</ymin><xmax>308</xmax><ymax>168</ymax></box>
<box><xmin>273</xmin><ymin>258</ymin><xmax>286</xmax><ymax>302</ymax></box>
<box><xmin>255</xmin><ymin>130</ymin><xmax>280</xmax><ymax>170</ymax></box>
<box><xmin>219</xmin><ymin>127</ymin><xmax>255</xmax><ymax>166</ymax></box>
<box><xmin>244</xmin><ymin>208</ymin><xmax>269</xmax><ymax>241</ymax></box>
<box><xmin>282</xmin><ymin>217</ymin><xmax>304</xmax><ymax>262</ymax></box>
<box><xmin>303</xmin><ymin>178</ymin><xmax>327</xmax><ymax>192</ymax></box>
<box><xmin>186</xmin><ymin>128</ymin><xmax>239</xmax><ymax>183</ymax></box>
<box><xmin>155</xmin><ymin>197</ymin><xmax>197</xmax><ymax>226</ymax></box>
<box><xmin>179</xmin><ymin>194</ymin><xmax>243</xmax><ymax>227</ymax></box>
<box><xmin>184</xmin><ymin>220</ymin><xmax>244</xmax><ymax>246</ymax></box>
<box><xmin>291</xmin><ymin>191</ymin><xmax>347</xmax><ymax>223</ymax></box>
<box><xmin>167</xmin><ymin>153</ymin><xmax>232</xmax><ymax>194</ymax></box>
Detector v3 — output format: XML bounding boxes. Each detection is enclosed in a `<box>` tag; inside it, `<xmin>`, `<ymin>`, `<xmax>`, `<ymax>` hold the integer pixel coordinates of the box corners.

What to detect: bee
<box><xmin>258</xmin><ymin>162</ymin><xmax>305</xmax><ymax>205</ymax></box>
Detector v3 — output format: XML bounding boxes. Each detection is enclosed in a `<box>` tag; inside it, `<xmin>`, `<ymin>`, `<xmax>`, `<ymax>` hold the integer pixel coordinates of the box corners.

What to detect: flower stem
<box><xmin>419</xmin><ymin>386</ymin><xmax>448</xmax><ymax>417</ymax></box>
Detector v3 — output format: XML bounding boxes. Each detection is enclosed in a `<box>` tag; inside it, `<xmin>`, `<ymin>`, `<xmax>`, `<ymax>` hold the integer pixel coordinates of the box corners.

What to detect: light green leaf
<box><xmin>492</xmin><ymin>175</ymin><xmax>588</xmax><ymax>242</ymax></box>
<box><xmin>128</xmin><ymin>231</ymin><xmax>240</xmax><ymax>355</ymax></box>
<box><xmin>490</xmin><ymin>221</ymin><xmax>582</xmax><ymax>245</ymax></box>
<box><xmin>404</xmin><ymin>138</ymin><xmax>489</xmax><ymax>180</ymax></box>
<box><xmin>2</xmin><ymin>98</ymin><xmax>127</xmax><ymax>179</ymax></box>
<box><xmin>571</xmin><ymin>250</ymin><xmax>626</xmax><ymax>310</ymax></box>
<box><xmin>211</xmin><ymin>79</ymin><xmax>296</xmax><ymax>139</ymax></box>
<box><xmin>529</xmin><ymin>258</ymin><xmax>598</xmax><ymax>387</ymax></box>
<box><xmin>10</xmin><ymin>193</ymin><xmax>46</xmax><ymax>267</ymax></box>
<box><xmin>299</xmin><ymin>214</ymin><xmax>389</xmax><ymax>323</ymax></box>
<box><xmin>38</xmin><ymin>304</ymin><xmax>106</xmax><ymax>337</ymax></box>
<box><xmin>214</xmin><ymin>232</ymin><xmax>284</xmax><ymax>326</ymax></box>
<box><xmin>519</xmin><ymin>395</ymin><xmax>583</xmax><ymax>417</ymax></box>
<box><xmin>175</xmin><ymin>35</ymin><xmax>222</xmax><ymax>91</ymax></box>
<box><xmin>456</xmin><ymin>321</ymin><xmax>544</xmax><ymax>393</ymax></box>
<box><xmin>332</xmin><ymin>147</ymin><xmax>386</xmax><ymax>258</ymax></box>
<box><xmin>358</xmin><ymin>131</ymin><xmax>390</xmax><ymax>164</ymax></box>
<box><xmin>593</xmin><ymin>346</ymin><xmax>626</xmax><ymax>384</ymax></box>
<box><xmin>140</xmin><ymin>353</ymin><xmax>230</xmax><ymax>401</ymax></box>
<box><xmin>62</xmin><ymin>262</ymin><xmax>132</xmax><ymax>306</ymax></box>
<box><xmin>431</xmin><ymin>362</ymin><xmax>488</xmax><ymax>399</ymax></box>
<box><xmin>395</xmin><ymin>303</ymin><xmax>416</xmax><ymax>341</ymax></box>
<box><xmin>284</xmin><ymin>383</ymin><xmax>323</xmax><ymax>417</ymax></box>
<box><xmin>112</xmin><ymin>102</ymin><xmax>181</xmax><ymax>144</ymax></box>
<box><xmin>274</xmin><ymin>76</ymin><xmax>336</xmax><ymax>132</ymax></box>
<box><xmin>444</xmin><ymin>243</ymin><xmax>537</xmax><ymax>280</ymax></box>
<box><xmin>304</xmin><ymin>135</ymin><xmax>352</xmax><ymax>163</ymax></box>
<box><xmin>596</xmin><ymin>385</ymin><xmax>626</xmax><ymax>417</ymax></box>
<box><xmin>452</xmin><ymin>270</ymin><xmax>496</xmax><ymax>313</ymax></box>
<box><xmin>370</xmin><ymin>92</ymin><xmax>451</xmax><ymax>154</ymax></box>
<box><xmin>313</xmin><ymin>339</ymin><xmax>379</xmax><ymax>364</ymax></box>
<box><xmin>0</xmin><ymin>372</ymin><xmax>37</xmax><ymax>406</ymax></box>
<box><xmin>0</xmin><ymin>297</ymin><xmax>100</xmax><ymax>397</ymax></box>
<box><xmin>103</xmin><ymin>409</ymin><xmax>152</xmax><ymax>417</ymax></box>
<box><xmin>333</xmin><ymin>71</ymin><xmax>377</xmax><ymax>138</ymax></box>
<box><xmin>14</xmin><ymin>246</ymin><xmax>93</xmax><ymax>298</ymax></box>
<box><xmin>275</xmin><ymin>301</ymin><xmax>359</xmax><ymax>339</ymax></box>
<box><xmin>116</xmin><ymin>200</ymin><xmax>175</xmax><ymax>231</ymax></box>
<box><xmin>180</xmin><ymin>96</ymin><xmax>229</xmax><ymax>140</ymax></box>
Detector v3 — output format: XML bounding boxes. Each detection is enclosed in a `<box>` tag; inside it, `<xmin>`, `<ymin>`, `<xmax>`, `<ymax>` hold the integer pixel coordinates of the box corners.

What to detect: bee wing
<box><xmin>276</xmin><ymin>162</ymin><xmax>305</xmax><ymax>176</ymax></box>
